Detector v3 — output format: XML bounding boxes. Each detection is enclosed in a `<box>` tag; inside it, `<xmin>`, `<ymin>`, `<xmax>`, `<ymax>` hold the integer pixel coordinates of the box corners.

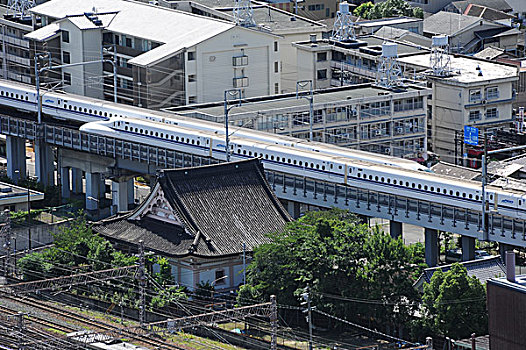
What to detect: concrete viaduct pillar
<box><xmin>86</xmin><ymin>172</ymin><xmax>102</xmax><ymax>211</ymax></box>
<box><xmin>35</xmin><ymin>140</ymin><xmax>54</xmax><ymax>186</ymax></box>
<box><xmin>71</xmin><ymin>168</ymin><xmax>83</xmax><ymax>194</ymax></box>
<box><xmin>61</xmin><ymin>167</ymin><xmax>70</xmax><ymax>200</ymax></box>
<box><xmin>425</xmin><ymin>228</ymin><xmax>439</xmax><ymax>267</ymax></box>
<box><xmin>127</xmin><ymin>178</ymin><xmax>135</xmax><ymax>207</ymax></box>
<box><xmin>389</xmin><ymin>220</ymin><xmax>402</xmax><ymax>240</ymax></box>
<box><xmin>286</xmin><ymin>200</ymin><xmax>301</xmax><ymax>219</ymax></box>
<box><xmin>461</xmin><ymin>236</ymin><xmax>476</xmax><ymax>261</ymax></box>
<box><xmin>6</xmin><ymin>136</ymin><xmax>26</xmax><ymax>184</ymax></box>
<box><xmin>112</xmin><ymin>178</ymin><xmax>130</xmax><ymax>214</ymax></box>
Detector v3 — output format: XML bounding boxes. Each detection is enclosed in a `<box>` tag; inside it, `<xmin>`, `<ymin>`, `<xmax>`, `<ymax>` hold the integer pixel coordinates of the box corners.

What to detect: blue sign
<box><xmin>464</xmin><ymin>126</ymin><xmax>479</xmax><ymax>146</ymax></box>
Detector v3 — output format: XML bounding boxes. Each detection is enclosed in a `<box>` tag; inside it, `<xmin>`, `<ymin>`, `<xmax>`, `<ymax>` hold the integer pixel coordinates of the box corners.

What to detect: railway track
<box><xmin>0</xmin><ymin>293</ymin><xmax>189</xmax><ymax>350</ymax></box>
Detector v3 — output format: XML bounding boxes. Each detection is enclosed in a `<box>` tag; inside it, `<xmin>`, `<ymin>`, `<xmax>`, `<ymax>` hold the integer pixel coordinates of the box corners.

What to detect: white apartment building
<box><xmin>398</xmin><ymin>53</ymin><xmax>519</xmax><ymax>163</ymax></box>
<box><xmin>26</xmin><ymin>0</ymin><xmax>281</xmax><ymax>108</ymax></box>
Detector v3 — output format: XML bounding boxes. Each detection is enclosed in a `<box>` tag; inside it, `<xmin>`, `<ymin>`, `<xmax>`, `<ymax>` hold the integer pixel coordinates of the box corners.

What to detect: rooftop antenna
<box><xmin>7</xmin><ymin>0</ymin><xmax>35</xmax><ymax>21</ymax></box>
<box><xmin>376</xmin><ymin>42</ymin><xmax>402</xmax><ymax>88</ymax></box>
<box><xmin>331</xmin><ymin>2</ymin><xmax>355</xmax><ymax>41</ymax></box>
<box><xmin>430</xmin><ymin>35</ymin><xmax>452</xmax><ymax>76</ymax></box>
<box><xmin>233</xmin><ymin>0</ymin><xmax>256</xmax><ymax>27</ymax></box>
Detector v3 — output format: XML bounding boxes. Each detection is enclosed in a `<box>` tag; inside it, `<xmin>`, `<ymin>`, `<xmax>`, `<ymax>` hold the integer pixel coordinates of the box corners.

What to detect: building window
<box><xmin>188</xmin><ymin>74</ymin><xmax>196</xmax><ymax>83</ymax></box>
<box><xmin>469</xmin><ymin>89</ymin><xmax>481</xmax><ymax>102</ymax></box>
<box><xmin>188</xmin><ymin>96</ymin><xmax>197</xmax><ymax>104</ymax></box>
<box><xmin>317</xmin><ymin>69</ymin><xmax>327</xmax><ymax>80</ymax></box>
<box><xmin>274</xmin><ymin>41</ymin><xmax>278</xmax><ymax>52</ymax></box>
<box><xmin>274</xmin><ymin>61</ymin><xmax>279</xmax><ymax>73</ymax></box>
<box><xmin>469</xmin><ymin>110</ymin><xmax>481</xmax><ymax>121</ymax></box>
<box><xmin>188</xmin><ymin>51</ymin><xmax>195</xmax><ymax>61</ymax></box>
<box><xmin>486</xmin><ymin>86</ymin><xmax>499</xmax><ymax>100</ymax></box>
<box><xmin>486</xmin><ymin>107</ymin><xmax>498</xmax><ymax>119</ymax></box>
<box><xmin>63</xmin><ymin>72</ymin><xmax>71</xmax><ymax>85</ymax></box>
<box><xmin>214</xmin><ymin>270</ymin><xmax>226</xmax><ymax>285</ymax></box>
<box><xmin>62</xmin><ymin>51</ymin><xmax>70</xmax><ymax>64</ymax></box>
<box><xmin>233</xmin><ymin>77</ymin><xmax>249</xmax><ymax>88</ymax></box>
<box><xmin>233</xmin><ymin>55</ymin><xmax>248</xmax><ymax>66</ymax></box>
<box><xmin>317</xmin><ymin>52</ymin><xmax>327</xmax><ymax>62</ymax></box>
<box><xmin>274</xmin><ymin>83</ymin><xmax>279</xmax><ymax>94</ymax></box>
<box><xmin>61</xmin><ymin>30</ymin><xmax>69</xmax><ymax>43</ymax></box>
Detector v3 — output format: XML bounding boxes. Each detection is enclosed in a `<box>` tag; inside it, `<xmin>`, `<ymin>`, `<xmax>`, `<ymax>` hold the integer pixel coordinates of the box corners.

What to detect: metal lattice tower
<box><xmin>7</xmin><ymin>0</ymin><xmax>36</xmax><ymax>19</ymax></box>
<box><xmin>376</xmin><ymin>42</ymin><xmax>402</xmax><ymax>88</ymax></box>
<box><xmin>331</xmin><ymin>2</ymin><xmax>355</xmax><ymax>41</ymax></box>
<box><xmin>233</xmin><ymin>0</ymin><xmax>256</xmax><ymax>27</ymax></box>
<box><xmin>430</xmin><ymin>35</ymin><xmax>451</xmax><ymax>76</ymax></box>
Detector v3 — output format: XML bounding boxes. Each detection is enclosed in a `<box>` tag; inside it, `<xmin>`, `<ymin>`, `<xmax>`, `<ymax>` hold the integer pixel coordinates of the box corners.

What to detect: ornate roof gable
<box><xmin>129</xmin><ymin>183</ymin><xmax>185</xmax><ymax>228</ymax></box>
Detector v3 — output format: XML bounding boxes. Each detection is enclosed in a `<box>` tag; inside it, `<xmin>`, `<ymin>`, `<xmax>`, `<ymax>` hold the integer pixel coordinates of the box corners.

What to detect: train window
<box><xmin>375</xmin><ymin>176</ymin><xmax>378</xmax><ymax>181</ymax></box>
<box><xmin>490</xmin><ymin>194</ymin><xmax>493</xmax><ymax>199</ymax></box>
<box><xmin>243</xmin><ymin>150</ymin><xmax>247</xmax><ymax>155</ymax></box>
<box><xmin>288</xmin><ymin>159</ymin><xmax>291</xmax><ymax>164</ymax></box>
<box><xmin>191</xmin><ymin>139</ymin><xmax>195</xmax><ymax>144</ymax></box>
<box><xmin>357</xmin><ymin>173</ymin><xmax>361</xmax><ymax>178</ymax></box>
<box><xmin>369</xmin><ymin>175</ymin><xmax>373</xmax><ymax>180</ymax></box>
<box><xmin>449</xmin><ymin>190</ymin><xmax>453</xmax><ymax>195</ymax></box>
<box><xmin>321</xmin><ymin>165</ymin><xmax>325</xmax><ymax>170</ymax></box>
<box><xmin>196</xmin><ymin>140</ymin><xmax>200</xmax><ymax>146</ymax></box>
<box><xmin>25</xmin><ymin>96</ymin><xmax>28</xmax><ymax>101</ymax></box>
<box><xmin>10</xmin><ymin>93</ymin><xmax>13</xmax><ymax>97</ymax></box>
<box><xmin>271</xmin><ymin>155</ymin><xmax>275</xmax><ymax>160</ymax></box>
<box><xmin>249</xmin><ymin>151</ymin><xmax>252</xmax><ymax>156</ymax></box>
<box><xmin>89</xmin><ymin>109</ymin><xmax>92</xmax><ymax>114</ymax></box>
<box><xmin>99</xmin><ymin>111</ymin><xmax>103</xmax><ymax>116</ymax></box>
<box><xmin>316</xmin><ymin>164</ymin><xmax>320</xmax><ymax>169</ymax></box>
<box><xmin>412</xmin><ymin>183</ymin><xmax>415</xmax><ymax>188</ymax></box>
<box><xmin>84</xmin><ymin>108</ymin><xmax>87</xmax><ymax>113</ymax></box>
<box><xmin>520</xmin><ymin>200</ymin><xmax>522</xmax><ymax>205</ymax></box>
<box><xmin>15</xmin><ymin>94</ymin><xmax>18</xmax><ymax>99</ymax></box>
<box><xmin>381</xmin><ymin>177</ymin><xmax>384</xmax><ymax>182</ymax></box>
<box><xmin>0</xmin><ymin>91</ymin><xmax>3</xmax><ymax>96</ymax></box>
<box><xmin>349</xmin><ymin>168</ymin><xmax>352</xmax><ymax>173</ymax></box>
<box><xmin>330</xmin><ymin>164</ymin><xmax>333</xmax><ymax>169</ymax></box>
<box><xmin>393</xmin><ymin>179</ymin><xmax>397</xmax><ymax>184</ymax></box>
<box><xmin>176</xmin><ymin>136</ymin><xmax>179</xmax><ymax>141</ymax></box>
<box><xmin>339</xmin><ymin>165</ymin><xmax>342</xmax><ymax>170</ymax></box>
<box><xmin>405</xmin><ymin>182</ymin><xmax>409</xmax><ymax>187</ymax></box>
<box><xmin>387</xmin><ymin>178</ymin><xmax>390</xmax><ymax>184</ymax></box>
<box><xmin>424</xmin><ymin>185</ymin><xmax>427</xmax><ymax>190</ymax></box>
<box><xmin>160</xmin><ymin>133</ymin><xmax>163</xmax><ymax>138</ymax></box>
<box><xmin>456</xmin><ymin>191</ymin><xmax>459</xmax><ymax>196</ymax></box>
<box><xmin>462</xmin><ymin>193</ymin><xmax>466</xmax><ymax>198</ymax></box>
<box><xmin>109</xmin><ymin>113</ymin><xmax>113</xmax><ymax>117</ymax></box>
<box><xmin>104</xmin><ymin>112</ymin><xmax>108</xmax><ymax>117</ymax></box>
<box><xmin>418</xmin><ymin>184</ymin><xmax>422</xmax><ymax>189</ymax></box>
<box><xmin>443</xmin><ymin>189</ymin><xmax>447</xmax><ymax>194</ymax></box>
<box><xmin>430</xmin><ymin>186</ymin><xmax>434</xmax><ymax>191</ymax></box>
<box><xmin>265</xmin><ymin>154</ymin><xmax>269</xmax><ymax>159</ymax></box>
<box><xmin>299</xmin><ymin>161</ymin><xmax>302</xmax><ymax>166</ymax></box>
<box><xmin>125</xmin><ymin>126</ymin><xmax>128</xmax><ymax>131</ymax></box>
<box><xmin>475</xmin><ymin>195</ymin><xmax>479</xmax><ymax>201</ymax></box>
<box><xmin>469</xmin><ymin>194</ymin><xmax>473</xmax><ymax>199</ymax></box>
<box><xmin>293</xmin><ymin>160</ymin><xmax>297</xmax><ymax>165</ymax></box>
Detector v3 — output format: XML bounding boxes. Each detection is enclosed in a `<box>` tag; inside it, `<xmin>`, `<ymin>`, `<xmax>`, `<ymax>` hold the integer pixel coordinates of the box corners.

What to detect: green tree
<box><xmin>353</xmin><ymin>1</ymin><xmax>374</xmax><ymax>18</ymax></box>
<box><xmin>419</xmin><ymin>264</ymin><xmax>487</xmax><ymax>339</ymax></box>
<box><xmin>239</xmin><ymin>209</ymin><xmax>422</xmax><ymax>332</ymax></box>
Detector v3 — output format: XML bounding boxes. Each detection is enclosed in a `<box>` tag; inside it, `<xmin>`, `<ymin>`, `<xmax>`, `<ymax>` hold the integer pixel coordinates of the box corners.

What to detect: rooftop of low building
<box><xmin>164</xmin><ymin>83</ymin><xmax>431</xmax><ymax>120</ymax></box>
<box><xmin>397</xmin><ymin>53</ymin><xmax>518</xmax><ymax>84</ymax></box>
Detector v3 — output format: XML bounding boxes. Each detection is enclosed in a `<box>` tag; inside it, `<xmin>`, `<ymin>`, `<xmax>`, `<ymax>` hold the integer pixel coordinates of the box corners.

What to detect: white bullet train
<box><xmin>0</xmin><ymin>79</ymin><xmax>427</xmax><ymax>171</ymax></box>
<box><xmin>80</xmin><ymin>118</ymin><xmax>526</xmax><ymax>219</ymax></box>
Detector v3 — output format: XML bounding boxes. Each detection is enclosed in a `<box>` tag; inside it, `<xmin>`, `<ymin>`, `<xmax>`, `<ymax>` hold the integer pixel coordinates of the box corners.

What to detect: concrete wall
<box><xmin>189</xmin><ymin>26</ymin><xmax>280</xmax><ymax>104</ymax></box>
<box><xmin>9</xmin><ymin>219</ymin><xmax>71</xmax><ymax>251</ymax></box>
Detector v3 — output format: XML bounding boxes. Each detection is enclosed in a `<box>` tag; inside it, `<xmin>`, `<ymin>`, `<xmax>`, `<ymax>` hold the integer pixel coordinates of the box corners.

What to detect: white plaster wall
<box><xmin>192</xmin><ymin>26</ymin><xmax>280</xmax><ymax>104</ymax></box>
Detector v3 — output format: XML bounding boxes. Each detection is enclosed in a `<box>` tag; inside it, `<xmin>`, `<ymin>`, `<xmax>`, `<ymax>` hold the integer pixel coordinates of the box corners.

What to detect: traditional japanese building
<box><xmin>94</xmin><ymin>159</ymin><xmax>292</xmax><ymax>291</ymax></box>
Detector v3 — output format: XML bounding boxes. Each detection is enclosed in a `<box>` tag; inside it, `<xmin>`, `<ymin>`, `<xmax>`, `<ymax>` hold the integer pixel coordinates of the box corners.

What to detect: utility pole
<box><xmin>138</xmin><ymin>240</ymin><xmax>146</xmax><ymax>328</ymax></box>
<box><xmin>270</xmin><ymin>295</ymin><xmax>277</xmax><ymax>350</ymax></box>
<box><xmin>9</xmin><ymin>312</ymin><xmax>28</xmax><ymax>350</ymax></box>
<box><xmin>454</xmin><ymin>130</ymin><xmax>458</xmax><ymax>165</ymax></box>
<box><xmin>481</xmin><ymin>133</ymin><xmax>488</xmax><ymax>241</ymax></box>
<box><xmin>223</xmin><ymin>89</ymin><xmax>243</xmax><ymax>162</ymax></box>
<box><xmin>296</xmin><ymin>80</ymin><xmax>314</xmax><ymax>141</ymax></box>
<box><xmin>301</xmin><ymin>285</ymin><xmax>313</xmax><ymax>350</ymax></box>
<box><xmin>1</xmin><ymin>210</ymin><xmax>11</xmax><ymax>277</ymax></box>
<box><xmin>242</xmin><ymin>242</ymin><xmax>246</xmax><ymax>285</ymax></box>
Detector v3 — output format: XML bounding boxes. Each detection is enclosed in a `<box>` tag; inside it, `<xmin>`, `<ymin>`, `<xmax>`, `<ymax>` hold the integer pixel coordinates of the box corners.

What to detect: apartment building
<box><xmin>25</xmin><ymin>0</ymin><xmax>281</xmax><ymax>108</ymax></box>
<box><xmin>166</xmin><ymin>83</ymin><xmax>432</xmax><ymax>159</ymax></box>
<box><xmin>398</xmin><ymin>53</ymin><xmax>518</xmax><ymax>163</ymax></box>
<box><xmin>0</xmin><ymin>5</ymin><xmax>33</xmax><ymax>84</ymax></box>
<box><xmin>157</xmin><ymin>0</ymin><xmax>326</xmax><ymax>94</ymax></box>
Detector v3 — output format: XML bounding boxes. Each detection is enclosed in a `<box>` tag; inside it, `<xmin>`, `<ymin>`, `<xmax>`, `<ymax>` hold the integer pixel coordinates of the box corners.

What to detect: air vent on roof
<box><xmin>84</xmin><ymin>12</ymin><xmax>103</xmax><ymax>26</ymax></box>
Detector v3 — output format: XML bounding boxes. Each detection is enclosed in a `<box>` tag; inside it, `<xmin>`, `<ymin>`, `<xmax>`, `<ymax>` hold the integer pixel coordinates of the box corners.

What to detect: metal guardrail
<box><xmin>2</xmin><ymin>114</ymin><xmax>526</xmax><ymax>246</ymax></box>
